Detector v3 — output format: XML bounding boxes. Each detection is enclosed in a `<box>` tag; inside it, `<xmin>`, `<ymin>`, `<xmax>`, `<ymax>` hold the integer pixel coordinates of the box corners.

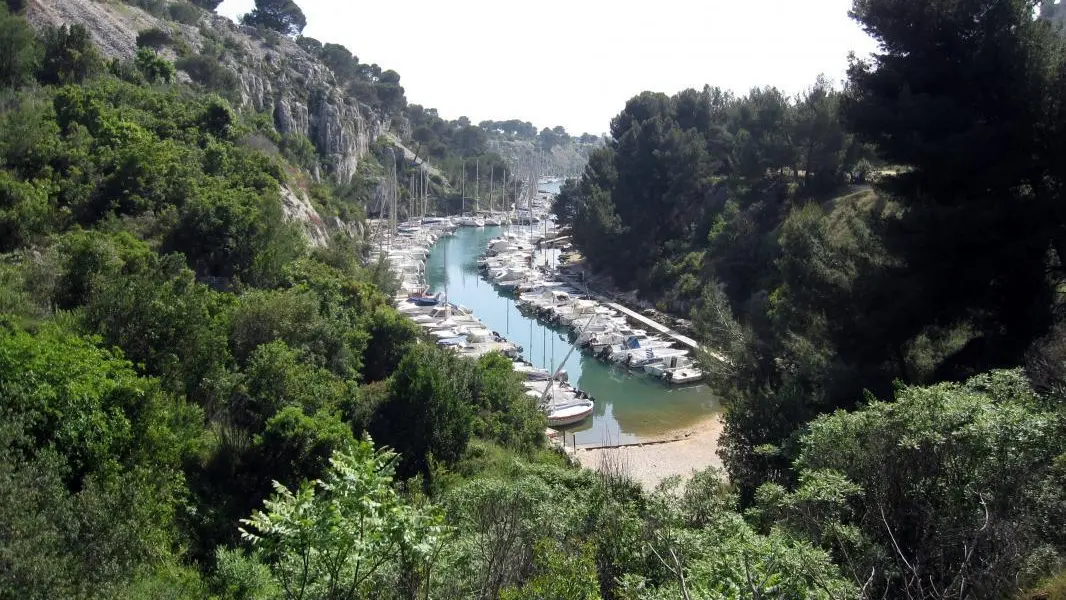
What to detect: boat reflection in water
<box><xmin>425</xmin><ymin>225</ymin><xmax>721</xmax><ymax>446</ymax></box>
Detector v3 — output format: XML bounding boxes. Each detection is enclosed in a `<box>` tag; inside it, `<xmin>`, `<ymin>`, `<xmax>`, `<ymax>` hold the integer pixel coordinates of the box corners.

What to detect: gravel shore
<box><xmin>574</xmin><ymin>415</ymin><xmax>725</xmax><ymax>490</ymax></box>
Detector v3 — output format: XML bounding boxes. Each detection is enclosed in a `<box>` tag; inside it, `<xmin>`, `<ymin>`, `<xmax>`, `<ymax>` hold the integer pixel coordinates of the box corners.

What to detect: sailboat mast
<box><xmin>461</xmin><ymin>163</ymin><xmax>465</xmax><ymax>215</ymax></box>
<box><xmin>541</xmin><ymin>310</ymin><xmax>600</xmax><ymax>406</ymax></box>
<box><xmin>475</xmin><ymin>160</ymin><xmax>480</xmax><ymax>213</ymax></box>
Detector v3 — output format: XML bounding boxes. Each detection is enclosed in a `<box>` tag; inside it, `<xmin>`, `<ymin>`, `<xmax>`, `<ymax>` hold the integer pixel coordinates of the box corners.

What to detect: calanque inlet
<box><xmin>1</xmin><ymin>0</ymin><xmax>1065</xmax><ymax>598</ymax></box>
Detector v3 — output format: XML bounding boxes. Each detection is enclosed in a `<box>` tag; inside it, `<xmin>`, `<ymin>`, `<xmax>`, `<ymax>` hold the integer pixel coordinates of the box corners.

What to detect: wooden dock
<box><xmin>606</xmin><ymin>302</ymin><xmax>701</xmax><ymax>350</ymax></box>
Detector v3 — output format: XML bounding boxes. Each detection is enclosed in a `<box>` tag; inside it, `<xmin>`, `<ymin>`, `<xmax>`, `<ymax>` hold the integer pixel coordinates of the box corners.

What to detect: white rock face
<box><xmin>280</xmin><ymin>186</ymin><xmax>329</xmax><ymax>247</ymax></box>
<box><xmin>27</xmin><ymin>0</ymin><xmax>383</xmax><ymax>184</ymax></box>
<box><xmin>26</xmin><ymin>0</ymin><xmax>386</xmax><ymax>245</ymax></box>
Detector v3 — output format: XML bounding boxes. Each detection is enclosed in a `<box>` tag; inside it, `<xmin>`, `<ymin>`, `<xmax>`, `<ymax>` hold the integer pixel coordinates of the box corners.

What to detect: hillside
<box><xmin>27</xmin><ymin>0</ymin><xmax>381</xmax><ymax>179</ymax></box>
<box><xmin>488</xmin><ymin>136</ymin><xmax>603</xmax><ymax>180</ymax></box>
<box><xmin>2</xmin><ymin>0</ymin><xmax>1064</xmax><ymax>598</ymax></box>
<box><xmin>23</xmin><ymin>0</ymin><xmax>578</xmax><ymax>238</ymax></box>
<box><xmin>22</xmin><ymin>0</ymin><xmax>387</xmax><ymax>244</ymax></box>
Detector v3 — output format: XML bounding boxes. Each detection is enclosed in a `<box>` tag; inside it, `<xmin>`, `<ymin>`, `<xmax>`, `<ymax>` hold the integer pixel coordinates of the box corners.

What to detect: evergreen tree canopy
<box><xmin>241</xmin><ymin>0</ymin><xmax>307</xmax><ymax>36</ymax></box>
<box><xmin>844</xmin><ymin>0</ymin><xmax>1066</xmax><ymax>374</ymax></box>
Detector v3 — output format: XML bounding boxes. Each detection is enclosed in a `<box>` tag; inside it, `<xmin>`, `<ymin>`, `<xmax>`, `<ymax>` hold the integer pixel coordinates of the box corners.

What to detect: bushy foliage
<box><xmin>0</xmin><ymin>3</ymin><xmax>40</xmax><ymax>87</ymax></box>
<box><xmin>240</xmin><ymin>0</ymin><xmax>306</xmax><ymax>36</ymax></box>
<box><xmin>134</xmin><ymin>47</ymin><xmax>175</xmax><ymax>83</ymax></box>
<box><xmin>38</xmin><ymin>23</ymin><xmax>102</xmax><ymax>85</ymax></box>
<box><xmin>371</xmin><ymin>344</ymin><xmax>546</xmax><ymax>482</ymax></box>
<box><xmin>564</xmin><ymin>82</ymin><xmax>863</xmax><ymax>300</ymax></box>
<box><xmin>2</xmin><ymin>4</ymin><xmax>1064</xmax><ymax>599</ymax></box>
<box><xmin>791</xmin><ymin>370</ymin><xmax>1066</xmax><ymax>597</ymax></box>
<box><xmin>135</xmin><ymin>27</ymin><xmax>172</xmax><ymax>49</ymax></box>
<box><xmin>175</xmin><ymin>53</ymin><xmax>240</xmax><ymax>96</ymax></box>
<box><xmin>278</xmin><ymin>131</ymin><xmax>316</xmax><ymax>169</ymax></box>
<box><xmin>240</xmin><ymin>440</ymin><xmax>447</xmax><ymax>598</ymax></box>
<box><xmin>166</xmin><ymin>1</ymin><xmax>201</xmax><ymax>25</ymax></box>
<box><xmin>372</xmin><ymin>344</ymin><xmax>477</xmax><ymax>478</ymax></box>
<box><xmin>0</xmin><ymin>324</ymin><xmax>201</xmax><ymax>595</ymax></box>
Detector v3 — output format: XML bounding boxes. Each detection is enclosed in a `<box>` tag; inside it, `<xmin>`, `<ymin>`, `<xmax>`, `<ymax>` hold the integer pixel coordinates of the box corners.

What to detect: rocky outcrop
<box><xmin>26</xmin><ymin>0</ymin><xmax>388</xmax><ymax>246</ymax></box>
<box><xmin>489</xmin><ymin>137</ymin><xmax>602</xmax><ymax>179</ymax></box>
<box><xmin>280</xmin><ymin>186</ymin><xmax>329</xmax><ymax>247</ymax></box>
<box><xmin>221</xmin><ymin>29</ymin><xmax>382</xmax><ymax>182</ymax></box>
<box><xmin>26</xmin><ymin>0</ymin><xmax>166</xmax><ymax>57</ymax></box>
<box><xmin>27</xmin><ymin>0</ymin><xmax>383</xmax><ymax>184</ymax></box>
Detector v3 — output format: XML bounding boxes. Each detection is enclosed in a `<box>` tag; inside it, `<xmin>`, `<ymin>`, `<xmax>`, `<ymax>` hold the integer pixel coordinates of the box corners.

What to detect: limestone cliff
<box><xmin>27</xmin><ymin>0</ymin><xmax>382</xmax><ymax>183</ymax></box>
<box><xmin>25</xmin><ymin>0</ymin><xmax>393</xmax><ymax>246</ymax></box>
<box><xmin>488</xmin><ymin>137</ymin><xmax>603</xmax><ymax>180</ymax></box>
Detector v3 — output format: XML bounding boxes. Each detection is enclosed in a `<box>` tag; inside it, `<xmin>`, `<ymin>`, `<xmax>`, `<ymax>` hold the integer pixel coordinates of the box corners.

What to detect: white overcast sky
<box><xmin>217</xmin><ymin>0</ymin><xmax>878</xmax><ymax>135</ymax></box>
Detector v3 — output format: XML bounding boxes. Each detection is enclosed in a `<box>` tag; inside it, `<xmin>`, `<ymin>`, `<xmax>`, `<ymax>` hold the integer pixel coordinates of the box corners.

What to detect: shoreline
<box><xmin>553</xmin><ymin>249</ymin><xmax>697</xmax><ymax>337</ymax></box>
<box><xmin>573</xmin><ymin>413</ymin><xmax>725</xmax><ymax>490</ymax></box>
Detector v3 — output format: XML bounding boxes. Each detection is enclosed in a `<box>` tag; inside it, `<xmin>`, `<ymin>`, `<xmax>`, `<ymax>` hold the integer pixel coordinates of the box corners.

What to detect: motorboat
<box><xmin>491</xmin><ymin>267</ymin><xmax>529</xmax><ymax>283</ymax></box>
<box><xmin>513</xmin><ymin>280</ymin><xmax>566</xmax><ymax>294</ymax></box>
<box><xmin>616</xmin><ymin>346</ymin><xmax>690</xmax><ymax>369</ymax></box>
<box><xmin>664</xmin><ymin>367</ymin><xmax>704</xmax><ymax>384</ymax></box>
<box><xmin>644</xmin><ymin>355</ymin><xmax>696</xmax><ymax>378</ymax></box>
<box><xmin>553</xmin><ymin>300</ymin><xmax>614</xmax><ymax>326</ymax></box>
<box><xmin>574</xmin><ymin>319</ymin><xmax>631</xmax><ymax>346</ymax></box>
<box><xmin>407</xmin><ymin>292</ymin><xmax>444</xmax><ymax>307</ymax></box>
<box><xmin>518</xmin><ymin>289</ymin><xmax>572</xmax><ymax>313</ymax></box>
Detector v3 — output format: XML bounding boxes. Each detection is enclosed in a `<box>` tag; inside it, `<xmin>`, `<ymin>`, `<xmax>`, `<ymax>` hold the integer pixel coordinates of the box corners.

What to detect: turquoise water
<box><xmin>424</xmin><ymin>225</ymin><xmax>721</xmax><ymax>445</ymax></box>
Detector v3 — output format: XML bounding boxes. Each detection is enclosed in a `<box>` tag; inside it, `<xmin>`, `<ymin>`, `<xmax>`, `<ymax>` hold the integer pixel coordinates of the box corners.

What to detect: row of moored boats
<box><xmin>370</xmin><ymin>187</ymin><xmax>597</xmax><ymax>427</ymax></box>
<box><xmin>476</xmin><ymin>233</ymin><xmax>705</xmax><ymax>385</ymax></box>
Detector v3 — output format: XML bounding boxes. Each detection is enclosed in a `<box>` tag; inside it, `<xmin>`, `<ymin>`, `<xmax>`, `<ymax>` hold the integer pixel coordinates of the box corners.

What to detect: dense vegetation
<box><xmin>556</xmin><ymin>0</ymin><xmax>1066</xmax><ymax>595</ymax></box>
<box><xmin>123</xmin><ymin>0</ymin><xmax>595</xmax><ymax>219</ymax></box>
<box><xmin>2</xmin><ymin>0</ymin><xmax>1064</xmax><ymax>599</ymax></box>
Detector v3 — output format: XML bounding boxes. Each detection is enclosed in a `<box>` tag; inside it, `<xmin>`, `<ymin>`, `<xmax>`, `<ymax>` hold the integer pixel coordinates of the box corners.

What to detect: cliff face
<box><xmin>488</xmin><ymin>137</ymin><xmax>603</xmax><ymax>180</ymax></box>
<box><xmin>25</xmin><ymin>0</ymin><xmax>387</xmax><ymax>245</ymax></box>
<box><xmin>27</xmin><ymin>0</ymin><xmax>382</xmax><ymax>183</ymax></box>
<box><xmin>234</xmin><ymin>37</ymin><xmax>384</xmax><ymax>183</ymax></box>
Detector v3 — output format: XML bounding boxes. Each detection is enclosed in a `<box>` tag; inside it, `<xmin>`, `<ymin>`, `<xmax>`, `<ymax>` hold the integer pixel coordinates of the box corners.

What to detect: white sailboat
<box><xmin>539</xmin><ymin>312</ymin><xmax>597</xmax><ymax>427</ymax></box>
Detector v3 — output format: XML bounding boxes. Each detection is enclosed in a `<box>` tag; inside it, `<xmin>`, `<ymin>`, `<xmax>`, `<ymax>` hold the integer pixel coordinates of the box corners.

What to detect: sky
<box><xmin>217</xmin><ymin>0</ymin><xmax>879</xmax><ymax>135</ymax></box>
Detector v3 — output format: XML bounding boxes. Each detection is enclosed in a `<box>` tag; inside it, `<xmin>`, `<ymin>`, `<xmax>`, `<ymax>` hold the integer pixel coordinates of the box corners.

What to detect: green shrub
<box><xmin>0</xmin><ymin>3</ymin><xmax>40</xmax><ymax>88</ymax></box>
<box><xmin>134</xmin><ymin>48</ymin><xmax>175</xmax><ymax>84</ymax></box>
<box><xmin>38</xmin><ymin>23</ymin><xmax>102</xmax><ymax>85</ymax></box>
<box><xmin>167</xmin><ymin>1</ymin><xmax>201</xmax><ymax>25</ymax></box>
<box><xmin>278</xmin><ymin>132</ymin><xmax>316</xmax><ymax>170</ymax></box>
<box><xmin>175</xmin><ymin>53</ymin><xmax>238</xmax><ymax>95</ymax></box>
<box><xmin>135</xmin><ymin>27</ymin><xmax>172</xmax><ymax>49</ymax></box>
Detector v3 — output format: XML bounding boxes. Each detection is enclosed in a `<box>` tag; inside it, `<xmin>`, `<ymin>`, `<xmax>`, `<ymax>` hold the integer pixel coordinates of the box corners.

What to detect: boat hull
<box><xmin>546</xmin><ymin>401</ymin><xmax>594</xmax><ymax>426</ymax></box>
<box><xmin>665</xmin><ymin>369</ymin><xmax>704</xmax><ymax>384</ymax></box>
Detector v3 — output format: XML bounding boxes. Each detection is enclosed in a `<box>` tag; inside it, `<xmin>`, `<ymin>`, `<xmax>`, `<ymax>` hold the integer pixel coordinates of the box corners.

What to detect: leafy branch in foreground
<box><xmin>240</xmin><ymin>439</ymin><xmax>449</xmax><ymax>600</ymax></box>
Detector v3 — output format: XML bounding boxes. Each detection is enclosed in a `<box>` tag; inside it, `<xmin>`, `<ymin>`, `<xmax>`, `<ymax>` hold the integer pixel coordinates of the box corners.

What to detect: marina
<box><xmin>373</xmin><ymin>179</ymin><xmax>721</xmax><ymax>446</ymax></box>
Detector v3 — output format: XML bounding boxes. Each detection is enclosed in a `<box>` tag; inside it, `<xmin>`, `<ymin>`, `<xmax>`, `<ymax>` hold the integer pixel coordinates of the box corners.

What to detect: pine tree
<box><xmin>241</xmin><ymin>0</ymin><xmax>306</xmax><ymax>36</ymax></box>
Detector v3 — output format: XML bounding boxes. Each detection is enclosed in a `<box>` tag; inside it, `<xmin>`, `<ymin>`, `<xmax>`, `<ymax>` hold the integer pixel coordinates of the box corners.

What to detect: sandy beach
<box><xmin>573</xmin><ymin>415</ymin><xmax>725</xmax><ymax>490</ymax></box>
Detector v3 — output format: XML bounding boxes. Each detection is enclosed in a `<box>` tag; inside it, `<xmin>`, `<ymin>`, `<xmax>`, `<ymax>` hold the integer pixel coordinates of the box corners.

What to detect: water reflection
<box><xmin>424</xmin><ymin>225</ymin><xmax>721</xmax><ymax>445</ymax></box>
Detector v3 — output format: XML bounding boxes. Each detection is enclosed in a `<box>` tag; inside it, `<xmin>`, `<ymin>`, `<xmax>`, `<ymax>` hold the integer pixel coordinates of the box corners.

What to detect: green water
<box><xmin>424</xmin><ymin>225</ymin><xmax>722</xmax><ymax>446</ymax></box>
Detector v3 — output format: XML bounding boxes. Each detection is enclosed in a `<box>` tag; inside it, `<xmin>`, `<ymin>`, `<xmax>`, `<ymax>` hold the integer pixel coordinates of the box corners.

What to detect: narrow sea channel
<box><xmin>423</xmin><ymin>225</ymin><xmax>722</xmax><ymax>446</ymax></box>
